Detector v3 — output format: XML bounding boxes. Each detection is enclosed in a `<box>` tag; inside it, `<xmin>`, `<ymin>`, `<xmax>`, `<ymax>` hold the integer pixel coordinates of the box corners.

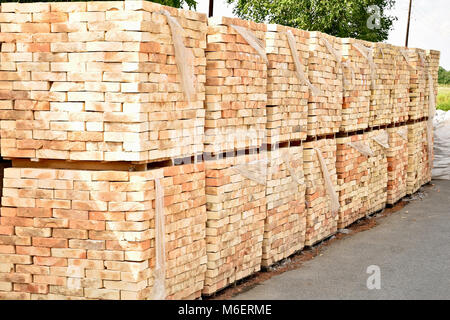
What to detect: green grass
<box><xmin>437</xmin><ymin>85</ymin><xmax>450</xmax><ymax>111</ymax></box>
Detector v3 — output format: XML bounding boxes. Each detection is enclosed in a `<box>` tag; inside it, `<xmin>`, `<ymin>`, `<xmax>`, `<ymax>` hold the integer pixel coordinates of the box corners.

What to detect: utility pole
<box><xmin>405</xmin><ymin>0</ymin><xmax>413</xmax><ymax>47</ymax></box>
<box><xmin>209</xmin><ymin>0</ymin><xmax>214</xmax><ymax>17</ymax></box>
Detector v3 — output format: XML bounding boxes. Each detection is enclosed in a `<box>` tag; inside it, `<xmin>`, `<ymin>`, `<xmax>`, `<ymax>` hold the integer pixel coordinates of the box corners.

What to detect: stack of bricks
<box><xmin>366</xmin><ymin>129</ymin><xmax>388</xmax><ymax>214</ymax></box>
<box><xmin>340</xmin><ymin>38</ymin><xmax>371</xmax><ymax>132</ymax></box>
<box><xmin>303</xmin><ymin>138</ymin><xmax>338</xmax><ymax>245</ymax></box>
<box><xmin>386</xmin><ymin>126</ymin><xmax>408</xmax><ymax>205</ymax></box>
<box><xmin>370</xmin><ymin>42</ymin><xmax>395</xmax><ymax>126</ymax></box>
<box><xmin>205</xmin><ymin>17</ymin><xmax>267</xmax><ymax>155</ymax></box>
<box><xmin>0</xmin><ymin>1</ymin><xmax>208</xmax><ymax>300</ymax></box>
<box><xmin>408</xmin><ymin>48</ymin><xmax>428</xmax><ymax>120</ymax></box>
<box><xmin>406</xmin><ymin>122</ymin><xmax>424</xmax><ymax>194</ymax></box>
<box><xmin>0</xmin><ymin>0</ymin><xmax>207</xmax><ymax>162</ymax></box>
<box><xmin>203</xmin><ymin>152</ymin><xmax>266</xmax><ymax>295</ymax></box>
<box><xmin>0</xmin><ymin>0</ymin><xmax>441</xmax><ymax>300</ymax></box>
<box><xmin>0</xmin><ymin>164</ymin><xmax>207</xmax><ymax>300</ymax></box>
<box><xmin>265</xmin><ymin>24</ymin><xmax>309</xmax><ymax>145</ymax></box>
<box><xmin>426</xmin><ymin>50</ymin><xmax>440</xmax><ymax>103</ymax></box>
<box><xmin>307</xmin><ymin>31</ymin><xmax>342</xmax><ymax>136</ymax></box>
<box><xmin>392</xmin><ymin>45</ymin><xmax>410</xmax><ymax>123</ymax></box>
<box><xmin>420</xmin><ymin>121</ymin><xmax>432</xmax><ymax>186</ymax></box>
<box><xmin>262</xmin><ymin>146</ymin><xmax>306</xmax><ymax>267</ymax></box>
<box><xmin>335</xmin><ymin>133</ymin><xmax>370</xmax><ymax>228</ymax></box>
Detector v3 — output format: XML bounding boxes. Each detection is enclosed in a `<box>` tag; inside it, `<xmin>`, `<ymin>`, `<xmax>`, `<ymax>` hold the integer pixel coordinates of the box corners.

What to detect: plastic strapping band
<box><xmin>352</xmin><ymin>42</ymin><xmax>376</xmax><ymax>89</ymax></box>
<box><xmin>314</xmin><ymin>148</ymin><xmax>340</xmax><ymax>216</ymax></box>
<box><xmin>341</xmin><ymin>59</ymin><xmax>356</xmax><ymax>90</ymax></box>
<box><xmin>397</xmin><ymin>127</ymin><xmax>408</xmax><ymax>141</ymax></box>
<box><xmin>231</xmin><ymin>25</ymin><xmax>268</xmax><ymax>64</ymax></box>
<box><xmin>320</xmin><ymin>37</ymin><xmax>342</xmax><ymax>64</ymax></box>
<box><xmin>151</xmin><ymin>178</ymin><xmax>166</xmax><ymax>300</ymax></box>
<box><xmin>346</xmin><ymin>141</ymin><xmax>374</xmax><ymax>157</ymax></box>
<box><xmin>286</xmin><ymin>30</ymin><xmax>320</xmax><ymax>96</ymax></box>
<box><xmin>321</xmin><ymin>37</ymin><xmax>355</xmax><ymax>89</ymax></box>
<box><xmin>160</xmin><ymin>9</ymin><xmax>196</xmax><ymax>103</ymax></box>
<box><xmin>379</xmin><ymin>46</ymin><xmax>385</xmax><ymax>60</ymax></box>
<box><xmin>400</xmin><ymin>48</ymin><xmax>415</xmax><ymax>70</ymax></box>
<box><xmin>232</xmin><ymin>159</ymin><xmax>268</xmax><ymax>185</ymax></box>
<box><xmin>371</xmin><ymin>130</ymin><xmax>390</xmax><ymax>149</ymax></box>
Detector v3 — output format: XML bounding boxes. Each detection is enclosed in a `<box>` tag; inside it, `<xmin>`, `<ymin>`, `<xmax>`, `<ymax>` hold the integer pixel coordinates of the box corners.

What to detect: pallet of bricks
<box><xmin>265</xmin><ymin>24</ymin><xmax>309</xmax><ymax>145</ymax></box>
<box><xmin>307</xmin><ymin>31</ymin><xmax>342</xmax><ymax>136</ymax></box>
<box><xmin>370</xmin><ymin>42</ymin><xmax>395</xmax><ymax>127</ymax></box>
<box><xmin>391</xmin><ymin>45</ymin><xmax>410</xmax><ymax>124</ymax></box>
<box><xmin>406</xmin><ymin>121</ymin><xmax>424</xmax><ymax>195</ymax></box>
<box><xmin>263</xmin><ymin>145</ymin><xmax>306</xmax><ymax>267</ymax></box>
<box><xmin>407</xmin><ymin>48</ymin><xmax>428</xmax><ymax>120</ymax></box>
<box><xmin>340</xmin><ymin>38</ymin><xmax>371</xmax><ymax>132</ymax></box>
<box><xmin>204</xmin><ymin>16</ymin><xmax>267</xmax><ymax>155</ymax></box>
<box><xmin>0</xmin><ymin>1</ymin><xmax>207</xmax><ymax>300</ymax></box>
<box><xmin>303</xmin><ymin>138</ymin><xmax>339</xmax><ymax>246</ymax></box>
<box><xmin>335</xmin><ymin>132</ymin><xmax>371</xmax><ymax>228</ymax></box>
<box><xmin>386</xmin><ymin>125</ymin><xmax>408</xmax><ymax>205</ymax></box>
<box><xmin>366</xmin><ymin>129</ymin><xmax>388</xmax><ymax>215</ymax></box>
<box><xmin>422</xmin><ymin>49</ymin><xmax>440</xmax><ymax>186</ymax></box>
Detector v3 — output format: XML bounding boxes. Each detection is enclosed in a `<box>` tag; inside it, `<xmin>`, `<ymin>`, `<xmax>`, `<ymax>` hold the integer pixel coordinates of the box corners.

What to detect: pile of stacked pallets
<box><xmin>0</xmin><ymin>0</ymin><xmax>440</xmax><ymax>301</ymax></box>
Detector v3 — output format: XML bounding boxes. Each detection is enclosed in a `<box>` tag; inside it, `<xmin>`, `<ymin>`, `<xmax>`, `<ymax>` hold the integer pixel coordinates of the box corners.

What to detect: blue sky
<box><xmin>189</xmin><ymin>0</ymin><xmax>449</xmax><ymax>70</ymax></box>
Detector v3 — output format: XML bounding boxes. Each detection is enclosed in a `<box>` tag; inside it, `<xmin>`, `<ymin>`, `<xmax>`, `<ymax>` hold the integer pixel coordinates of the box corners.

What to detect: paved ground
<box><xmin>234</xmin><ymin>180</ymin><xmax>450</xmax><ymax>300</ymax></box>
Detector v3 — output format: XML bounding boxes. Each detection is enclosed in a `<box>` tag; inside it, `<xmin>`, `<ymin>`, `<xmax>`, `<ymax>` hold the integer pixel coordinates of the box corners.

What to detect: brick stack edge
<box><xmin>0</xmin><ymin>1</ymin><xmax>440</xmax><ymax>300</ymax></box>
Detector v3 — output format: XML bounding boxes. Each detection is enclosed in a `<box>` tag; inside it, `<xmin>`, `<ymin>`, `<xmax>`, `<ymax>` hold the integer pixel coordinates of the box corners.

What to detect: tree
<box><xmin>226</xmin><ymin>0</ymin><xmax>397</xmax><ymax>42</ymax></box>
<box><xmin>0</xmin><ymin>0</ymin><xmax>198</xmax><ymax>10</ymax></box>
<box><xmin>438</xmin><ymin>66</ymin><xmax>450</xmax><ymax>85</ymax></box>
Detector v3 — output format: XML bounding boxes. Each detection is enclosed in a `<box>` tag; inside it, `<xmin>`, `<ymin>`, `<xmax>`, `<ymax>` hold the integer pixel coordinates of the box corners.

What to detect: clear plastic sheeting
<box><xmin>371</xmin><ymin>130</ymin><xmax>390</xmax><ymax>149</ymax></box>
<box><xmin>314</xmin><ymin>148</ymin><xmax>340</xmax><ymax>216</ymax></box>
<box><xmin>320</xmin><ymin>37</ymin><xmax>353</xmax><ymax>90</ymax></box>
<box><xmin>320</xmin><ymin>37</ymin><xmax>342</xmax><ymax>64</ymax></box>
<box><xmin>160</xmin><ymin>9</ymin><xmax>196</xmax><ymax>103</ymax></box>
<box><xmin>231</xmin><ymin>25</ymin><xmax>268</xmax><ymax>64</ymax></box>
<box><xmin>432</xmin><ymin>110</ymin><xmax>450</xmax><ymax>180</ymax></box>
<box><xmin>341</xmin><ymin>59</ymin><xmax>356</xmax><ymax>90</ymax></box>
<box><xmin>286</xmin><ymin>30</ymin><xmax>320</xmax><ymax>96</ymax></box>
<box><xmin>352</xmin><ymin>42</ymin><xmax>376</xmax><ymax>89</ymax></box>
<box><xmin>346</xmin><ymin>141</ymin><xmax>374</xmax><ymax>157</ymax></box>
<box><xmin>418</xmin><ymin>51</ymin><xmax>428</xmax><ymax>81</ymax></box>
<box><xmin>151</xmin><ymin>178</ymin><xmax>166</xmax><ymax>300</ymax></box>
<box><xmin>232</xmin><ymin>159</ymin><xmax>268</xmax><ymax>185</ymax></box>
<box><xmin>398</xmin><ymin>127</ymin><xmax>408</xmax><ymax>141</ymax></box>
<box><xmin>400</xmin><ymin>48</ymin><xmax>415</xmax><ymax>70</ymax></box>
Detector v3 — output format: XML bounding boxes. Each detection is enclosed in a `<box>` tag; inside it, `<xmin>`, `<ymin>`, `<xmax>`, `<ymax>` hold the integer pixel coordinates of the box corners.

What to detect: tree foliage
<box><xmin>226</xmin><ymin>0</ymin><xmax>397</xmax><ymax>42</ymax></box>
<box><xmin>0</xmin><ymin>0</ymin><xmax>198</xmax><ymax>10</ymax></box>
<box><xmin>438</xmin><ymin>67</ymin><xmax>450</xmax><ymax>85</ymax></box>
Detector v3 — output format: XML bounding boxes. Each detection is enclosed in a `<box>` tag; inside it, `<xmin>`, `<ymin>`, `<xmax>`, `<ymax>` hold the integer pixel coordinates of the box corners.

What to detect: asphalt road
<box><xmin>234</xmin><ymin>180</ymin><xmax>450</xmax><ymax>300</ymax></box>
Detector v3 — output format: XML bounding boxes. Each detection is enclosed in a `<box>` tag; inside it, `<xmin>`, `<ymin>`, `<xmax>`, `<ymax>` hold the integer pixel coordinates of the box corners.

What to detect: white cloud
<box><xmin>189</xmin><ymin>0</ymin><xmax>449</xmax><ymax>69</ymax></box>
